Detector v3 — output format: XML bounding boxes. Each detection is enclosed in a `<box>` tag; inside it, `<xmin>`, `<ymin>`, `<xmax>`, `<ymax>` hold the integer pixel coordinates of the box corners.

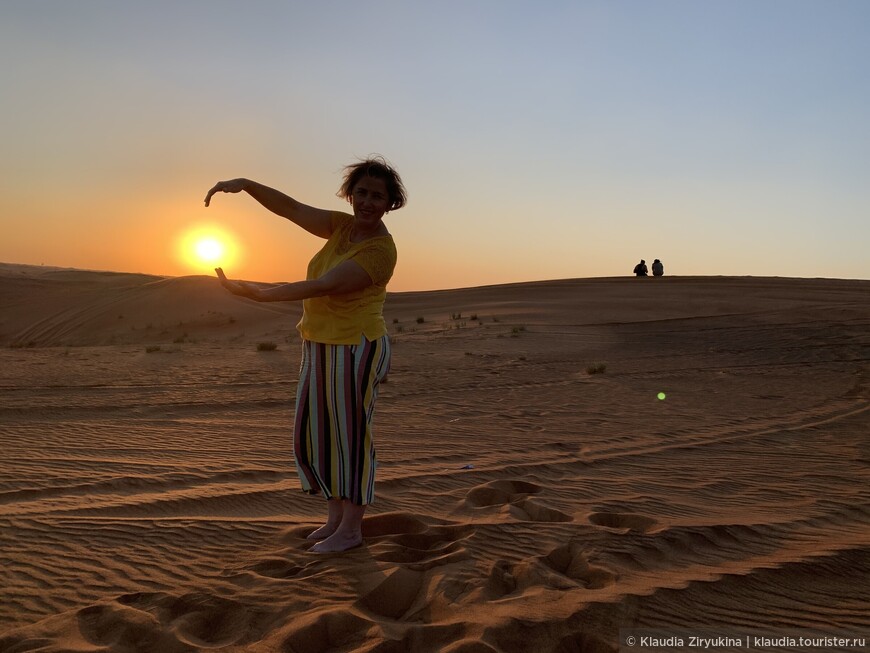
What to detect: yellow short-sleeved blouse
<box><xmin>296</xmin><ymin>212</ymin><xmax>397</xmax><ymax>345</ymax></box>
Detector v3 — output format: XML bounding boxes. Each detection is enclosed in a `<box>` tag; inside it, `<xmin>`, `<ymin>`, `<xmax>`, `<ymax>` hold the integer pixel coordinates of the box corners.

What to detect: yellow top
<box><xmin>297</xmin><ymin>212</ymin><xmax>397</xmax><ymax>345</ymax></box>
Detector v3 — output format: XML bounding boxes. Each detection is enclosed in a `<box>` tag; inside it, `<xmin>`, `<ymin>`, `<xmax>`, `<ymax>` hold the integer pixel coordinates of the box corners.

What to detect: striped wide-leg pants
<box><xmin>292</xmin><ymin>335</ymin><xmax>391</xmax><ymax>506</ymax></box>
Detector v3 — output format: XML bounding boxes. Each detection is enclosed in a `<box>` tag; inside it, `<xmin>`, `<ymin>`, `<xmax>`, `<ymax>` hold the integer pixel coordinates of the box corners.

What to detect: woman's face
<box><xmin>351</xmin><ymin>176</ymin><xmax>390</xmax><ymax>228</ymax></box>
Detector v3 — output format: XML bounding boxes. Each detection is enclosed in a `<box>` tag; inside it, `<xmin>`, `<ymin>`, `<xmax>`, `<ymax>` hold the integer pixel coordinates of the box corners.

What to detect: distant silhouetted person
<box><xmin>652</xmin><ymin>259</ymin><xmax>664</xmax><ymax>276</ymax></box>
<box><xmin>633</xmin><ymin>260</ymin><xmax>648</xmax><ymax>277</ymax></box>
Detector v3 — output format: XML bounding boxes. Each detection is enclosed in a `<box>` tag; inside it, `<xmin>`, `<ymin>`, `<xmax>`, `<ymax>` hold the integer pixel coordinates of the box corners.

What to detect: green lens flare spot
<box><xmin>657</xmin><ymin>392</ymin><xmax>666</xmax><ymax>400</ymax></box>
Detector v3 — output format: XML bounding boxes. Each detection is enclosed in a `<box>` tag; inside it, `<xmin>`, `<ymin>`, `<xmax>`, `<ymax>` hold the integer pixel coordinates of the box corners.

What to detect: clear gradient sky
<box><xmin>2</xmin><ymin>1</ymin><xmax>868</xmax><ymax>291</ymax></box>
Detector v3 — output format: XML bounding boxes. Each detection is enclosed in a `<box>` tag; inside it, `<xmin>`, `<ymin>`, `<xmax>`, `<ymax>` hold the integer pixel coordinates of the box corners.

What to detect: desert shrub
<box><xmin>257</xmin><ymin>342</ymin><xmax>278</xmax><ymax>352</ymax></box>
<box><xmin>586</xmin><ymin>363</ymin><xmax>607</xmax><ymax>375</ymax></box>
<box><xmin>145</xmin><ymin>345</ymin><xmax>161</xmax><ymax>353</ymax></box>
<box><xmin>416</xmin><ymin>317</ymin><xmax>425</xmax><ymax>324</ymax></box>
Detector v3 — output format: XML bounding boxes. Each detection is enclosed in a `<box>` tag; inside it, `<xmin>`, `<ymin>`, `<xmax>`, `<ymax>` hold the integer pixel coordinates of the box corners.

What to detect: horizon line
<box><xmin>1</xmin><ymin>261</ymin><xmax>868</xmax><ymax>293</ymax></box>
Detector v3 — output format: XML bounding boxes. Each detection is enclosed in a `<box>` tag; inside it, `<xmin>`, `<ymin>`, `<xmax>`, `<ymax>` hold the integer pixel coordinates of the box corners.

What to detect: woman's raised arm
<box><xmin>205</xmin><ymin>178</ymin><xmax>334</xmax><ymax>239</ymax></box>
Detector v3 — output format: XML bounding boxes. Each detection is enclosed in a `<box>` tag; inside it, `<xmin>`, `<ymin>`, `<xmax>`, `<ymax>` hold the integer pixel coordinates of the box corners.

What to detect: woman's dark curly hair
<box><xmin>337</xmin><ymin>156</ymin><xmax>407</xmax><ymax>212</ymax></box>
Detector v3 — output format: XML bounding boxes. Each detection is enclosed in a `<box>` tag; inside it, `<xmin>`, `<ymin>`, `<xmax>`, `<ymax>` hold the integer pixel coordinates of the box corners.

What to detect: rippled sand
<box><xmin>1</xmin><ymin>265</ymin><xmax>868</xmax><ymax>652</ymax></box>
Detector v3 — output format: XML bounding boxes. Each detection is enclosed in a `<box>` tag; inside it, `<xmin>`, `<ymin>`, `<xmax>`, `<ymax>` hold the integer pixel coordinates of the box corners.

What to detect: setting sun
<box><xmin>195</xmin><ymin>238</ymin><xmax>224</xmax><ymax>263</ymax></box>
<box><xmin>177</xmin><ymin>225</ymin><xmax>239</xmax><ymax>272</ymax></box>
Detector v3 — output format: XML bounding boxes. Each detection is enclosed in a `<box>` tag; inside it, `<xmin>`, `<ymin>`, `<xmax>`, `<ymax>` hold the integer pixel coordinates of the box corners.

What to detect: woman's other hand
<box><xmin>204</xmin><ymin>179</ymin><xmax>247</xmax><ymax>207</ymax></box>
<box><xmin>215</xmin><ymin>267</ymin><xmax>261</xmax><ymax>300</ymax></box>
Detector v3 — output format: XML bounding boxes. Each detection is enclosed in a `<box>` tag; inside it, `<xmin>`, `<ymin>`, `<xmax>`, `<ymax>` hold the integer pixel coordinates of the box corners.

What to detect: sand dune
<box><xmin>1</xmin><ymin>263</ymin><xmax>868</xmax><ymax>652</ymax></box>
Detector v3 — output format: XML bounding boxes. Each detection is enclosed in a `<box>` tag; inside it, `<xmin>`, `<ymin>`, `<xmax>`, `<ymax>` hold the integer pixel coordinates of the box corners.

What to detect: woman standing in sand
<box><xmin>204</xmin><ymin>158</ymin><xmax>405</xmax><ymax>553</ymax></box>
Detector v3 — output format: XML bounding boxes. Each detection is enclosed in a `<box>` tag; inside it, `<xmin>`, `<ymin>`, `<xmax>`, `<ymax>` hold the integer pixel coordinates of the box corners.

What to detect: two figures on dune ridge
<box><xmin>633</xmin><ymin>259</ymin><xmax>664</xmax><ymax>277</ymax></box>
<box><xmin>204</xmin><ymin>158</ymin><xmax>406</xmax><ymax>554</ymax></box>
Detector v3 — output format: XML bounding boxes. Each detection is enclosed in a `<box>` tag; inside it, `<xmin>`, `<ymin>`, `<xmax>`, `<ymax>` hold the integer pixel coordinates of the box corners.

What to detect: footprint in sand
<box><xmin>484</xmin><ymin>543</ymin><xmax>615</xmax><ymax>599</ymax></box>
<box><xmin>246</xmin><ymin>558</ymin><xmax>304</xmax><ymax>579</ymax></box>
<box><xmin>588</xmin><ymin>511</ymin><xmax>658</xmax><ymax>533</ymax></box>
<box><xmin>357</xmin><ymin>567</ymin><xmax>425</xmax><ymax>620</ymax></box>
<box><xmin>484</xmin><ymin>559</ymin><xmax>519</xmax><ymax>598</ymax></box>
<box><xmin>167</xmin><ymin>596</ymin><xmax>254</xmax><ymax>649</ymax></box>
<box><xmin>76</xmin><ymin>603</ymin><xmax>169</xmax><ymax>650</ymax></box>
<box><xmin>541</xmin><ymin>543</ymin><xmax>616</xmax><ymax>589</ymax></box>
<box><xmin>508</xmin><ymin>498</ymin><xmax>573</xmax><ymax>523</ymax></box>
<box><xmin>80</xmin><ymin>592</ymin><xmax>255</xmax><ymax>650</ymax></box>
<box><xmin>465</xmin><ymin>480</ymin><xmax>573</xmax><ymax>522</ymax></box>
<box><xmin>464</xmin><ymin>480</ymin><xmax>542</xmax><ymax>508</ymax></box>
<box><xmin>281</xmin><ymin>608</ymin><xmax>380</xmax><ymax>653</ymax></box>
<box><xmin>365</xmin><ymin>511</ymin><xmax>474</xmax><ymax>569</ymax></box>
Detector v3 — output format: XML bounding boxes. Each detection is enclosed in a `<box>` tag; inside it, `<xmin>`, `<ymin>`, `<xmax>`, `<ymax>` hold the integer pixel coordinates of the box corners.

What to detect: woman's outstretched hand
<box><xmin>215</xmin><ymin>267</ymin><xmax>262</xmax><ymax>300</ymax></box>
<box><xmin>204</xmin><ymin>179</ymin><xmax>247</xmax><ymax>207</ymax></box>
